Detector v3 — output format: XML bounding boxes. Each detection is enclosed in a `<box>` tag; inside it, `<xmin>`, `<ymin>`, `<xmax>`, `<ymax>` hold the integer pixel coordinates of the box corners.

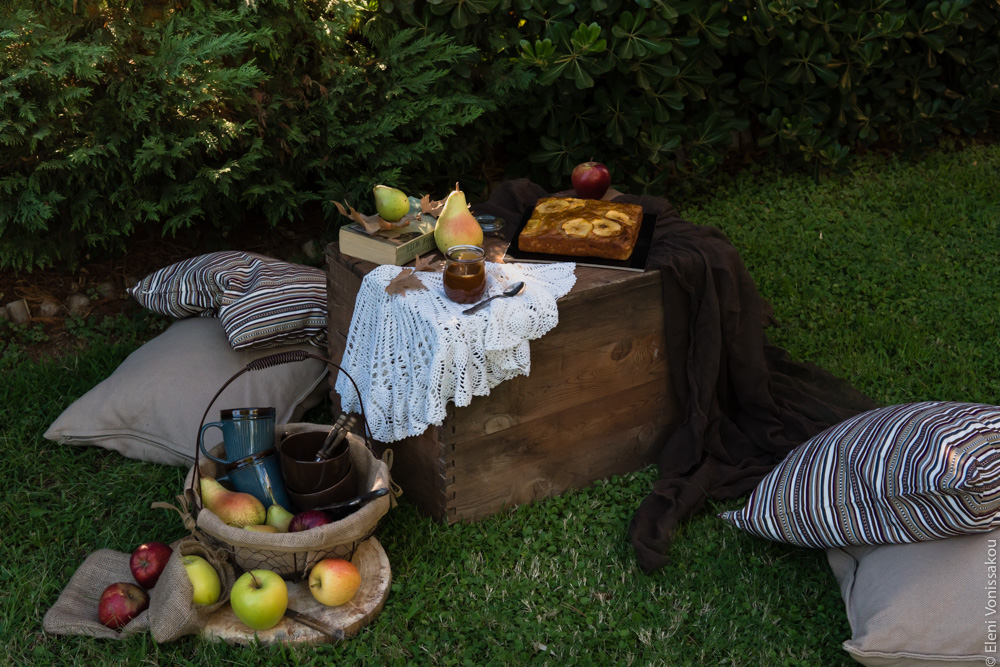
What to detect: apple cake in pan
<box><xmin>518</xmin><ymin>197</ymin><xmax>644</xmax><ymax>261</ymax></box>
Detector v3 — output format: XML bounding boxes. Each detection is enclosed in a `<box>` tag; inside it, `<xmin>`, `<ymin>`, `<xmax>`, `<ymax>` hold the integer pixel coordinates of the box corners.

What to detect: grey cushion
<box><xmin>44</xmin><ymin>318</ymin><xmax>328</xmax><ymax>467</ymax></box>
<box><xmin>827</xmin><ymin>530</ymin><xmax>998</xmax><ymax>666</ymax></box>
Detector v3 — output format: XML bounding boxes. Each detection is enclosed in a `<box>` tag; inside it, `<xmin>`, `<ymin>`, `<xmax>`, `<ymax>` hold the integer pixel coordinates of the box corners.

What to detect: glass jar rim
<box><xmin>445</xmin><ymin>245</ymin><xmax>485</xmax><ymax>261</ymax></box>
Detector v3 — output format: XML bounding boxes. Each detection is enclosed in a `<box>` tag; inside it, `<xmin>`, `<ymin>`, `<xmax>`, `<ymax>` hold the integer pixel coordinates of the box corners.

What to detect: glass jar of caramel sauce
<box><xmin>443</xmin><ymin>245</ymin><xmax>487</xmax><ymax>304</ymax></box>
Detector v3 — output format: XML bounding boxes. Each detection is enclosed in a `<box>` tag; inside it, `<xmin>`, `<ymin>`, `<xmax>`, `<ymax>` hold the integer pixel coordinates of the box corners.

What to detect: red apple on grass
<box><xmin>571</xmin><ymin>161</ymin><xmax>611</xmax><ymax>199</ymax></box>
<box><xmin>288</xmin><ymin>510</ymin><xmax>331</xmax><ymax>533</ymax></box>
<box><xmin>308</xmin><ymin>558</ymin><xmax>361</xmax><ymax>607</ymax></box>
<box><xmin>129</xmin><ymin>541</ymin><xmax>173</xmax><ymax>589</ymax></box>
<box><xmin>98</xmin><ymin>582</ymin><xmax>149</xmax><ymax>630</ymax></box>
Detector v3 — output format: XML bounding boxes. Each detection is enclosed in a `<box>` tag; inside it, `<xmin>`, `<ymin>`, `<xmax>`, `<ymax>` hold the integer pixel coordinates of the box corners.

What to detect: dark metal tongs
<box><xmin>314</xmin><ymin>413</ymin><xmax>356</xmax><ymax>461</ymax></box>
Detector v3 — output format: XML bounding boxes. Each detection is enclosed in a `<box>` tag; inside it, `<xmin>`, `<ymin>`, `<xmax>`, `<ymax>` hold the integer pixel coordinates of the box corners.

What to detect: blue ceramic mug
<box><xmin>199</xmin><ymin>407</ymin><xmax>290</xmax><ymax>508</ymax></box>
<box><xmin>200</xmin><ymin>407</ymin><xmax>276</xmax><ymax>465</ymax></box>
<box><xmin>218</xmin><ymin>454</ymin><xmax>291</xmax><ymax>510</ymax></box>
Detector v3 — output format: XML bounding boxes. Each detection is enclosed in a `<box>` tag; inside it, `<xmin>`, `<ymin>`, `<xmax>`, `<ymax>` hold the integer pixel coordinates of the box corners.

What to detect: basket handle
<box><xmin>189</xmin><ymin>350</ymin><xmax>371</xmax><ymax>512</ymax></box>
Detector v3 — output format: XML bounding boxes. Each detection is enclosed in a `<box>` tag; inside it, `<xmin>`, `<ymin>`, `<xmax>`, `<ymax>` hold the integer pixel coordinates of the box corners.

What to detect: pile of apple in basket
<box><xmin>99</xmin><ymin>408</ymin><xmax>388</xmax><ymax>634</ymax></box>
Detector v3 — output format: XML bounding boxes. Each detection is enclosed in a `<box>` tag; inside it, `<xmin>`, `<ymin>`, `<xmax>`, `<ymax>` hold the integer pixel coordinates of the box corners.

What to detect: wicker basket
<box><xmin>180</xmin><ymin>351</ymin><xmax>391</xmax><ymax>580</ymax></box>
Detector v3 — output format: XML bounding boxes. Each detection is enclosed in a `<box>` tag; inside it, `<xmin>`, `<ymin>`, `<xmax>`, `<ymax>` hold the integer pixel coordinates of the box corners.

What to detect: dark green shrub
<box><xmin>0</xmin><ymin>0</ymin><xmax>503</xmax><ymax>270</ymax></box>
<box><xmin>384</xmin><ymin>0</ymin><xmax>1000</xmax><ymax>192</ymax></box>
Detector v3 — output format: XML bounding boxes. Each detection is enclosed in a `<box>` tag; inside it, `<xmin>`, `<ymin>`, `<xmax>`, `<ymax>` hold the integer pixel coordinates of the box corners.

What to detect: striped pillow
<box><xmin>128</xmin><ymin>251</ymin><xmax>327</xmax><ymax>350</ymax></box>
<box><xmin>719</xmin><ymin>401</ymin><xmax>1000</xmax><ymax>548</ymax></box>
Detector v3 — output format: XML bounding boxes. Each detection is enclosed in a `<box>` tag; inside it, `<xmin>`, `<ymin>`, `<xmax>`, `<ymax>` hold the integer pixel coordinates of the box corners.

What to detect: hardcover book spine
<box><xmin>398</xmin><ymin>232</ymin><xmax>439</xmax><ymax>264</ymax></box>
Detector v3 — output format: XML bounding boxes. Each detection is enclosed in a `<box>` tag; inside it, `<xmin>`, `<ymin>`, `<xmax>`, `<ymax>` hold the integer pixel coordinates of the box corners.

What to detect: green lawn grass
<box><xmin>3</xmin><ymin>140</ymin><xmax>999</xmax><ymax>665</ymax></box>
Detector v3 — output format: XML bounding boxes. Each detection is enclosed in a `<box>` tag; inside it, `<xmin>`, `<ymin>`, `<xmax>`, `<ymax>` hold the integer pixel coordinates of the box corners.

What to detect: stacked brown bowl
<box><xmin>277</xmin><ymin>430</ymin><xmax>357</xmax><ymax>511</ymax></box>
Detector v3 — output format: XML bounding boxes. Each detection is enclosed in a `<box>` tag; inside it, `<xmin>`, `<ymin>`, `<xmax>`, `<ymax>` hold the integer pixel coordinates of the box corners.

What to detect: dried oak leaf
<box><xmin>333</xmin><ymin>201</ymin><xmax>418</xmax><ymax>235</ymax></box>
<box><xmin>420</xmin><ymin>194</ymin><xmax>446</xmax><ymax>218</ymax></box>
<box><xmin>412</xmin><ymin>253</ymin><xmax>443</xmax><ymax>273</ymax></box>
<box><xmin>385</xmin><ymin>268</ymin><xmax>428</xmax><ymax>296</ymax></box>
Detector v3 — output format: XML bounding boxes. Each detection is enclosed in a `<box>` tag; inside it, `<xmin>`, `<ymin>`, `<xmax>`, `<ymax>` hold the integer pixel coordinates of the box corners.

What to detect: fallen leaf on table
<box><xmin>412</xmin><ymin>253</ymin><xmax>443</xmax><ymax>273</ymax></box>
<box><xmin>385</xmin><ymin>268</ymin><xmax>428</xmax><ymax>295</ymax></box>
<box><xmin>420</xmin><ymin>194</ymin><xmax>445</xmax><ymax>218</ymax></box>
<box><xmin>333</xmin><ymin>201</ymin><xmax>418</xmax><ymax>235</ymax></box>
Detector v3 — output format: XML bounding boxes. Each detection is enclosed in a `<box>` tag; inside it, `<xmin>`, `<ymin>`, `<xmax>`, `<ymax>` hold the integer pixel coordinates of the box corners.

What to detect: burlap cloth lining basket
<box><xmin>182</xmin><ymin>424</ymin><xmax>392</xmax><ymax>579</ymax></box>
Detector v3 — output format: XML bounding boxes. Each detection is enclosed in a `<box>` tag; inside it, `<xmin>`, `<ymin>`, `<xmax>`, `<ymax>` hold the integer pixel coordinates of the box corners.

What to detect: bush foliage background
<box><xmin>0</xmin><ymin>0</ymin><xmax>518</xmax><ymax>270</ymax></box>
<box><xmin>2</xmin><ymin>0</ymin><xmax>998</xmax><ymax>270</ymax></box>
<box><xmin>397</xmin><ymin>0</ymin><xmax>1000</xmax><ymax>189</ymax></box>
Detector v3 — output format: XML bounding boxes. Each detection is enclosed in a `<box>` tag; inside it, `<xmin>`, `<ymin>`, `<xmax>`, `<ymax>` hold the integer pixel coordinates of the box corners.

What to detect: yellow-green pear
<box><xmin>265</xmin><ymin>503</ymin><xmax>295</xmax><ymax>533</ymax></box>
<box><xmin>434</xmin><ymin>187</ymin><xmax>483</xmax><ymax>254</ymax></box>
<box><xmin>200</xmin><ymin>476</ymin><xmax>266</xmax><ymax>527</ymax></box>
<box><xmin>373</xmin><ymin>185</ymin><xmax>410</xmax><ymax>222</ymax></box>
<box><xmin>244</xmin><ymin>524</ymin><xmax>280</xmax><ymax>533</ymax></box>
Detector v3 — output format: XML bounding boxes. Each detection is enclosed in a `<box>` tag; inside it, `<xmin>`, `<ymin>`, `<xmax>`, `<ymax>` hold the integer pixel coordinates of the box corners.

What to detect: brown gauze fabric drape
<box><xmin>474</xmin><ymin>179</ymin><xmax>877</xmax><ymax>573</ymax></box>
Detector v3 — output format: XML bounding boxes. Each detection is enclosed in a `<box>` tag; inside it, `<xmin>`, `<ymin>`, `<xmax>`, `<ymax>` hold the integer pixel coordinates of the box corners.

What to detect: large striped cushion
<box><xmin>719</xmin><ymin>402</ymin><xmax>1000</xmax><ymax>548</ymax></box>
<box><xmin>128</xmin><ymin>251</ymin><xmax>327</xmax><ymax>350</ymax></box>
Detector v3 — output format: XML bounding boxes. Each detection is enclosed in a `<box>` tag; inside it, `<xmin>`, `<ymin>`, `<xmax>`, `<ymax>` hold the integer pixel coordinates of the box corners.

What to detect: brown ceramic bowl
<box><xmin>278</xmin><ymin>429</ymin><xmax>351</xmax><ymax>494</ymax></box>
<box><xmin>285</xmin><ymin>462</ymin><xmax>358</xmax><ymax>513</ymax></box>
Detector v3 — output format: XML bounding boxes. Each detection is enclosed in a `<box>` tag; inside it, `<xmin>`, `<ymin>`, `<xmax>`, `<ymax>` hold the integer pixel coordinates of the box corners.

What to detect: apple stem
<box><xmin>250</xmin><ymin>571</ymin><xmax>260</xmax><ymax>589</ymax></box>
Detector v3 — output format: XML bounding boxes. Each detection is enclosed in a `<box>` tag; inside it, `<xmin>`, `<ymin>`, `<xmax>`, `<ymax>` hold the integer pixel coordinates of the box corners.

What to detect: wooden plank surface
<box><xmin>326</xmin><ymin>245</ymin><xmax>366</xmax><ymax>416</ymax></box>
<box><xmin>370</xmin><ymin>427</ymin><xmax>451</xmax><ymax>521</ymax></box>
<box><xmin>442</xmin><ymin>273</ymin><xmax>669</xmax><ymax>444</ymax></box>
<box><xmin>443</xmin><ymin>378</ymin><xmax>678</xmax><ymax>523</ymax></box>
<box><xmin>329</xmin><ymin>237</ymin><xmax>645</xmax><ymax>303</ymax></box>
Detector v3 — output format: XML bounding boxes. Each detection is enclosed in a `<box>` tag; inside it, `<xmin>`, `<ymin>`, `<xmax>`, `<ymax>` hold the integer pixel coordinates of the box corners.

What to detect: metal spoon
<box><xmin>462</xmin><ymin>281</ymin><xmax>525</xmax><ymax>315</ymax></box>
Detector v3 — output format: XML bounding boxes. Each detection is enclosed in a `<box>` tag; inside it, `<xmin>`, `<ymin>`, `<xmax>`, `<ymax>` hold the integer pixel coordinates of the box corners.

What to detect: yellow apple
<box><xmin>182</xmin><ymin>554</ymin><xmax>222</xmax><ymax>605</ymax></box>
<box><xmin>308</xmin><ymin>558</ymin><xmax>361</xmax><ymax>607</ymax></box>
<box><xmin>230</xmin><ymin>569</ymin><xmax>287</xmax><ymax>631</ymax></box>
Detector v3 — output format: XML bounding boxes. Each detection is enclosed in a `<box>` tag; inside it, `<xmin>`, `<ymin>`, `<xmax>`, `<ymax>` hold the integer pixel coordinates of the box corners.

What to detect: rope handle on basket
<box><xmin>189</xmin><ymin>350</ymin><xmax>372</xmax><ymax>513</ymax></box>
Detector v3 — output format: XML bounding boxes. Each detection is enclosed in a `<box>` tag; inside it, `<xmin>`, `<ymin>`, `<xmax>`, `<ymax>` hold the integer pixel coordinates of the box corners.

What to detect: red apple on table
<box><xmin>308</xmin><ymin>558</ymin><xmax>362</xmax><ymax>607</ymax></box>
<box><xmin>288</xmin><ymin>510</ymin><xmax>331</xmax><ymax>533</ymax></box>
<box><xmin>129</xmin><ymin>541</ymin><xmax>173</xmax><ymax>589</ymax></box>
<box><xmin>571</xmin><ymin>161</ymin><xmax>611</xmax><ymax>199</ymax></box>
<box><xmin>98</xmin><ymin>582</ymin><xmax>150</xmax><ymax>630</ymax></box>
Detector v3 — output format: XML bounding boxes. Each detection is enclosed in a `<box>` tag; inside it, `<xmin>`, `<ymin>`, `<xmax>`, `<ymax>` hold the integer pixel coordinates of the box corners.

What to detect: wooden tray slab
<box><xmin>201</xmin><ymin>537</ymin><xmax>391</xmax><ymax>646</ymax></box>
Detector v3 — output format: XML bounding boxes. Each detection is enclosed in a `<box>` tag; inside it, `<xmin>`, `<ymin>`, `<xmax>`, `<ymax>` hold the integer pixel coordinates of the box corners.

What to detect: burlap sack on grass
<box><xmin>148</xmin><ymin>537</ymin><xmax>235</xmax><ymax>643</ymax></box>
<box><xmin>43</xmin><ymin>549</ymin><xmax>151</xmax><ymax>639</ymax></box>
<box><xmin>43</xmin><ymin>537</ymin><xmax>234</xmax><ymax>642</ymax></box>
<box><xmin>184</xmin><ymin>425</ymin><xmax>392</xmax><ymax>579</ymax></box>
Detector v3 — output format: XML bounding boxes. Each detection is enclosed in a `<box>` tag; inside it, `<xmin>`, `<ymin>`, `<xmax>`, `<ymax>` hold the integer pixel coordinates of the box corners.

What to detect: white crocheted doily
<box><xmin>335</xmin><ymin>261</ymin><xmax>577</xmax><ymax>443</ymax></box>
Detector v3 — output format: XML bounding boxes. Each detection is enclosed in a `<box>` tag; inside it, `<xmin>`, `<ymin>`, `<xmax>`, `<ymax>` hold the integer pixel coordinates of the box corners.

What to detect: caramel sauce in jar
<box><xmin>443</xmin><ymin>245</ymin><xmax>487</xmax><ymax>304</ymax></box>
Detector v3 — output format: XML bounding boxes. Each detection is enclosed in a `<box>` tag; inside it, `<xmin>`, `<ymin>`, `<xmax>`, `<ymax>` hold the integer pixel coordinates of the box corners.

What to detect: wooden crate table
<box><xmin>325</xmin><ymin>238</ymin><xmax>680</xmax><ymax>523</ymax></box>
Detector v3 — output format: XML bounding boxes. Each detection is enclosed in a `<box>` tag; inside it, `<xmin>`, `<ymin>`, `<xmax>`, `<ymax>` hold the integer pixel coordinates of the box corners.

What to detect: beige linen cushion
<box><xmin>827</xmin><ymin>529</ymin><xmax>999</xmax><ymax>666</ymax></box>
<box><xmin>44</xmin><ymin>317</ymin><xmax>328</xmax><ymax>467</ymax></box>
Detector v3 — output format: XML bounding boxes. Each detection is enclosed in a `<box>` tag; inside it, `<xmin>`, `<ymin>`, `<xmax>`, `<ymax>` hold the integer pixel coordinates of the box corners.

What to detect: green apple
<box><xmin>265</xmin><ymin>503</ymin><xmax>294</xmax><ymax>533</ymax></box>
<box><xmin>230</xmin><ymin>569</ymin><xmax>288</xmax><ymax>631</ymax></box>
<box><xmin>182</xmin><ymin>554</ymin><xmax>222</xmax><ymax>605</ymax></box>
<box><xmin>308</xmin><ymin>558</ymin><xmax>361</xmax><ymax>607</ymax></box>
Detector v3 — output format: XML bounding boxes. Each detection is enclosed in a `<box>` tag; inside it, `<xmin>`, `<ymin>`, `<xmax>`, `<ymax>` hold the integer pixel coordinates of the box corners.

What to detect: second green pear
<box><xmin>265</xmin><ymin>503</ymin><xmax>295</xmax><ymax>532</ymax></box>
<box><xmin>373</xmin><ymin>185</ymin><xmax>410</xmax><ymax>222</ymax></box>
